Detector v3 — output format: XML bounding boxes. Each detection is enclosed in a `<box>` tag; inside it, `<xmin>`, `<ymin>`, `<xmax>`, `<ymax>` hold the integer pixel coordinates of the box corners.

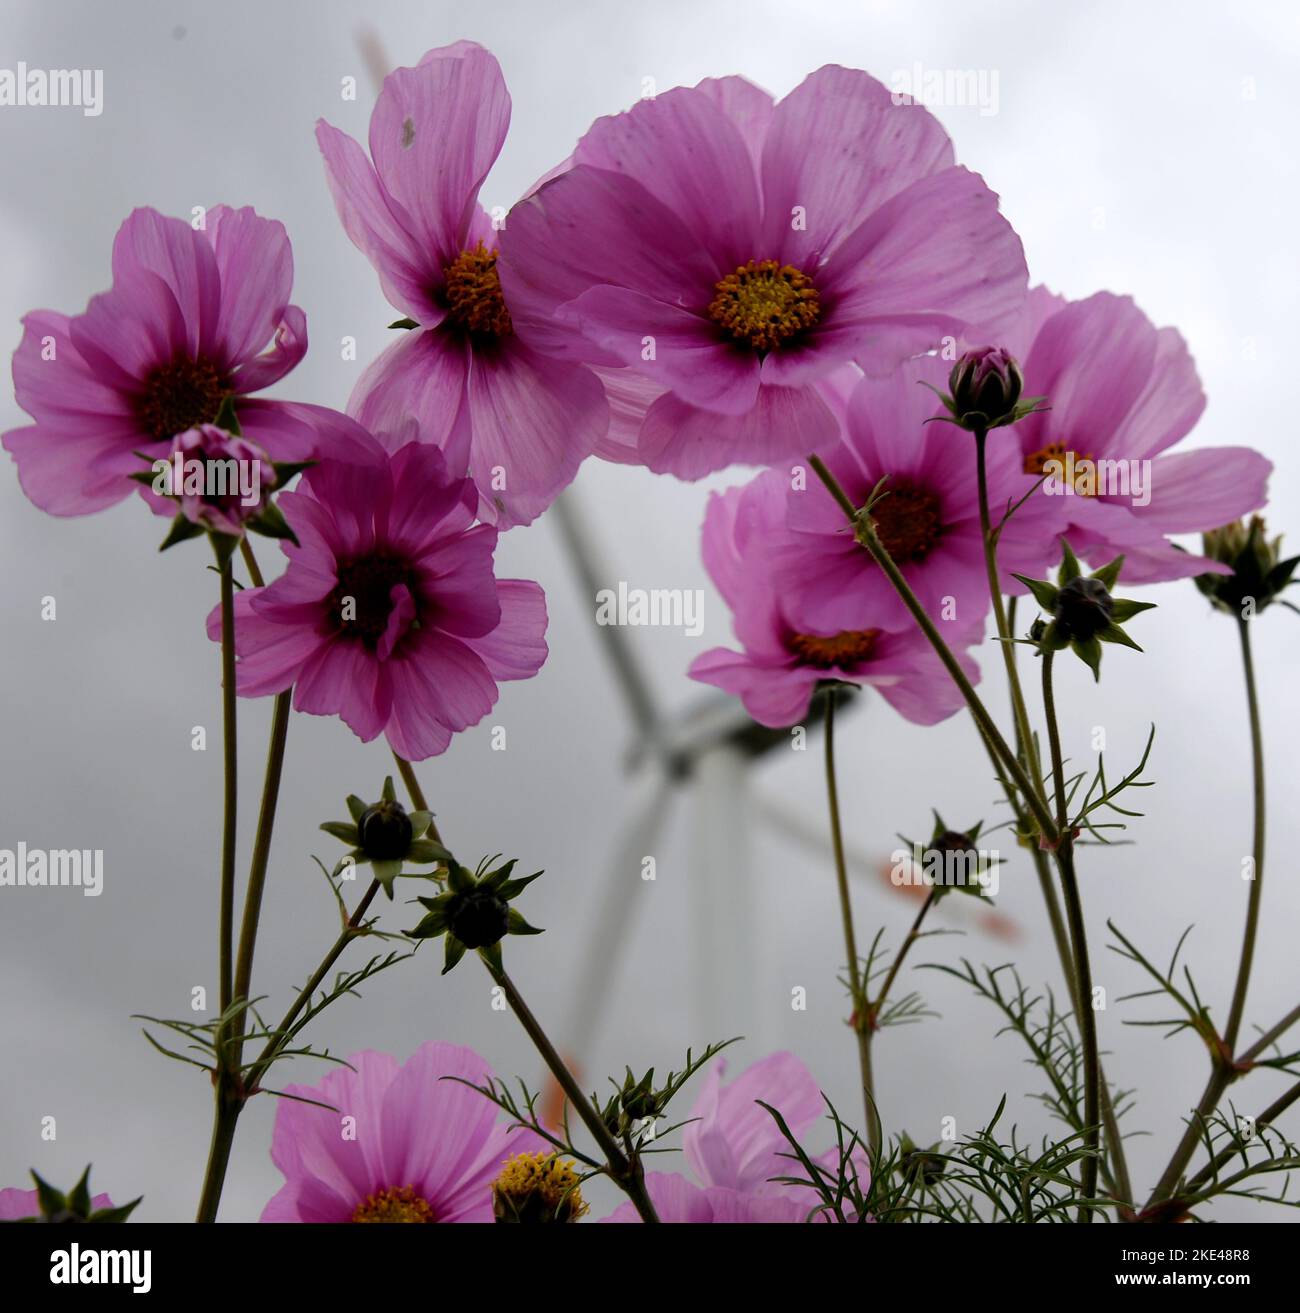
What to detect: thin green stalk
<box><xmin>872</xmin><ymin>888</ymin><xmax>937</xmax><ymax>1021</ymax></box>
<box><xmin>486</xmin><ymin>962</ymin><xmax>660</xmax><ymax>1223</ymax></box>
<box><xmin>244</xmin><ymin>878</ymin><xmax>382</xmax><ymax>1094</ymax></box>
<box><xmin>217</xmin><ymin>554</ymin><xmax>237</xmax><ymax>1015</ymax></box>
<box><xmin>1042</xmin><ymin>649</ymin><xmax>1100</xmax><ymax>1217</ymax></box>
<box><xmin>392</xmin><ymin>754</ymin><xmax>659</xmax><ymax>1223</ymax></box>
<box><xmin>975</xmin><ymin>430</ymin><xmax>1045</xmax><ymax>795</ymax></box>
<box><xmin>808</xmin><ymin>455</ymin><xmax>1059</xmax><ymax>845</ymax></box>
<box><xmin>1223</xmin><ymin>617</ymin><xmax>1266</xmax><ymax>1053</ymax></box>
<box><xmin>823</xmin><ymin>689</ymin><xmax>880</xmax><ymax>1159</ymax></box>
<box><xmin>1146</xmin><ymin>617</ymin><xmax>1267</xmax><ymax>1209</ymax></box>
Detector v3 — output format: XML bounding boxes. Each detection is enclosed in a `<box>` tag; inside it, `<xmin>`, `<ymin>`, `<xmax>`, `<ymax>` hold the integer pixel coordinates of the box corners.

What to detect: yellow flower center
<box><xmin>443</xmin><ymin>241</ymin><xmax>513</xmax><ymax>337</ymax></box>
<box><xmin>491</xmin><ymin>1152</ymin><xmax>589</xmax><ymax>1223</ymax></box>
<box><xmin>789</xmin><ymin>628</ymin><xmax>881</xmax><ymax>669</ymax></box>
<box><xmin>350</xmin><ymin>1185</ymin><xmax>435</xmax><ymax>1223</ymax></box>
<box><xmin>708</xmin><ymin>259</ymin><xmax>820</xmax><ymax>352</ymax></box>
<box><xmin>1024</xmin><ymin>442</ymin><xmax>1097</xmax><ymax>495</ymax></box>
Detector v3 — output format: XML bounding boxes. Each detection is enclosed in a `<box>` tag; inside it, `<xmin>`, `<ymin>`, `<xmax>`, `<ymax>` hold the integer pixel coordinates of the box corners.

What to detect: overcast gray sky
<box><xmin>1</xmin><ymin>0</ymin><xmax>1297</xmax><ymax>1222</ymax></box>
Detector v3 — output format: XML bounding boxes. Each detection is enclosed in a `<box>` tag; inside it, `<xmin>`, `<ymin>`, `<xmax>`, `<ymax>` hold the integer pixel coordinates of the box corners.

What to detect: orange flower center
<box><xmin>443</xmin><ymin>241</ymin><xmax>513</xmax><ymax>337</ymax></box>
<box><xmin>134</xmin><ymin>356</ymin><xmax>227</xmax><ymax>442</ymax></box>
<box><xmin>1024</xmin><ymin>442</ymin><xmax>1097</xmax><ymax>495</ymax></box>
<box><xmin>708</xmin><ymin>259</ymin><xmax>820</xmax><ymax>352</ymax></box>
<box><xmin>351</xmin><ymin>1185</ymin><xmax>435</xmax><ymax>1223</ymax></box>
<box><xmin>789</xmin><ymin>628</ymin><xmax>881</xmax><ymax>669</ymax></box>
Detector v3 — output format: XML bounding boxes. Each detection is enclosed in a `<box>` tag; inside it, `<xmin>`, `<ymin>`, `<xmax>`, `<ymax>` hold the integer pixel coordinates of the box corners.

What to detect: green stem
<box><xmin>1042</xmin><ymin>649</ymin><xmax>1100</xmax><ymax>1217</ymax></box>
<box><xmin>975</xmin><ymin>430</ymin><xmax>1045</xmax><ymax>797</ymax></box>
<box><xmin>486</xmin><ymin>962</ymin><xmax>660</xmax><ymax>1224</ymax></box>
<box><xmin>808</xmin><ymin>455</ymin><xmax>1059</xmax><ymax>845</ymax></box>
<box><xmin>194</xmin><ymin>1087</ymin><xmax>242</xmax><ymax>1224</ymax></box>
<box><xmin>1146</xmin><ymin>617</ymin><xmax>1267</xmax><ymax>1209</ymax></box>
<box><xmin>823</xmin><ymin>689</ymin><xmax>881</xmax><ymax>1159</ymax></box>
<box><xmin>217</xmin><ymin>554</ymin><xmax>237</xmax><ymax>1015</ymax></box>
<box><xmin>391</xmin><ymin>754</ymin><xmax>658</xmax><ymax>1223</ymax></box>
<box><xmin>244</xmin><ymin>878</ymin><xmax>383</xmax><ymax>1094</ymax></box>
<box><xmin>1223</xmin><ymin>617</ymin><xmax>1266</xmax><ymax>1053</ymax></box>
<box><xmin>872</xmin><ymin>888</ymin><xmax>937</xmax><ymax>1021</ymax></box>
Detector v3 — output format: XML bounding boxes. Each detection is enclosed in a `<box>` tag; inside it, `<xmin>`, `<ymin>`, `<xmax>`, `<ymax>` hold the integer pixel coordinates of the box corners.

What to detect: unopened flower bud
<box><xmin>947</xmin><ymin>346</ymin><xmax>1024</xmax><ymax>429</ymax></box>
<box><xmin>446</xmin><ymin>886</ymin><xmax>510</xmax><ymax>949</ymax></box>
<box><xmin>1053</xmin><ymin>576</ymin><xmax>1114</xmax><ymax>642</ymax></box>
<box><xmin>358</xmin><ymin>799</ymin><xmax>413</xmax><ymax>860</ymax></box>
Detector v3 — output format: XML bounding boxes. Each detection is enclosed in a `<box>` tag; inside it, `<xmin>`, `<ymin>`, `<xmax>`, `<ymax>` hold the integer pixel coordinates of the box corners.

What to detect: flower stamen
<box><xmin>789</xmin><ymin>628</ymin><xmax>881</xmax><ymax>669</ymax></box>
<box><xmin>351</xmin><ymin>1185</ymin><xmax>435</xmax><ymax>1223</ymax></box>
<box><xmin>1024</xmin><ymin>442</ymin><xmax>1098</xmax><ymax>496</ymax></box>
<box><xmin>708</xmin><ymin>259</ymin><xmax>820</xmax><ymax>352</ymax></box>
<box><xmin>443</xmin><ymin>242</ymin><xmax>513</xmax><ymax>337</ymax></box>
<box><xmin>870</xmin><ymin>481</ymin><xmax>943</xmax><ymax>563</ymax></box>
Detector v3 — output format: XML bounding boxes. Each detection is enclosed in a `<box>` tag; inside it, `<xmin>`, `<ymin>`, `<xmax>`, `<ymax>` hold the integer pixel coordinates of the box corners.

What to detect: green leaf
<box><xmin>1041</xmin><ymin>621</ymin><xmax>1070</xmax><ymax>652</ymax></box>
<box><xmin>1012</xmin><ymin>574</ymin><xmax>1060</xmax><ymax>614</ymax></box>
<box><xmin>210</xmin><ymin>530</ymin><xmax>241</xmax><ymax>567</ymax></box>
<box><xmin>30</xmin><ymin>1171</ymin><xmax>65</xmax><ymax>1218</ymax></box>
<box><xmin>67</xmin><ymin>1166</ymin><xmax>92</xmax><ymax>1217</ymax></box>
<box><xmin>158</xmin><ymin>514</ymin><xmax>206</xmax><ymax>552</ymax></box>
<box><xmin>1091</xmin><ymin>554</ymin><xmax>1126</xmax><ymax>591</ymax></box>
<box><xmin>388</xmin><ymin>317</ymin><xmax>420</xmax><ymax>330</ymax></box>
<box><xmin>346</xmin><ymin>795</ymin><xmax>368</xmax><ymax>823</ymax></box>
<box><xmin>246</xmin><ymin>500</ymin><xmax>298</xmax><ymax>544</ymax></box>
<box><xmin>270</xmin><ymin>460</ymin><xmax>314</xmax><ymax>486</ymax></box>
<box><xmin>91</xmin><ymin>1197</ymin><xmax>143</xmax><ymax>1224</ymax></box>
<box><xmin>1108</xmin><ymin>598</ymin><xmax>1156</xmax><ymax>623</ymax></box>
<box><xmin>320</xmin><ymin>821</ymin><xmax>360</xmax><ymax>844</ymax></box>
<box><xmin>406</xmin><ymin>908</ymin><xmax>448</xmax><ymax>939</ymax></box>
<box><xmin>213</xmin><ymin>392</ymin><xmax>241</xmax><ymax>436</ymax></box>
<box><xmin>1072</xmin><ymin>635</ymin><xmax>1103</xmax><ymax>682</ymax></box>
<box><xmin>480</xmin><ymin>858</ymin><xmax>519</xmax><ymax>892</ymax></box>
<box><xmin>407</xmin><ymin>810</ymin><xmax>433</xmax><ymax>836</ymax></box>
<box><xmin>506</xmin><ymin>908</ymin><xmax>544</xmax><ymax>936</ymax></box>
<box><xmin>478</xmin><ymin>940</ymin><xmax>504</xmax><ymax>974</ymax></box>
<box><xmin>381</xmin><ymin>775</ymin><xmax>397</xmax><ymax>803</ymax></box>
<box><xmin>372</xmin><ymin>859</ymin><xmax>401</xmax><ymax>896</ymax></box>
<box><xmin>406</xmin><ymin>838</ymin><xmax>450</xmax><ymax>864</ymax></box>
<box><xmin>442</xmin><ymin>935</ymin><xmax>468</xmax><ymax>975</ymax></box>
<box><xmin>1057</xmin><ymin>540</ymin><xmax>1083</xmax><ymax>584</ymax></box>
<box><xmin>498</xmin><ymin>870</ymin><xmax>543</xmax><ymax>901</ymax></box>
<box><xmin>446</xmin><ymin>860</ymin><xmax>472</xmax><ymax>894</ymax></box>
<box><xmin>1096</xmin><ymin>622</ymin><xmax>1143</xmax><ymax>652</ymax></box>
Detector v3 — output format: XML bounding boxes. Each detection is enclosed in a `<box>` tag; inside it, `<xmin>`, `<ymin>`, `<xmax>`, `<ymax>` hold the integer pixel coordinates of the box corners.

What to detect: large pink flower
<box><xmin>690</xmin><ymin>470</ymin><xmax>981</xmax><ymax>728</ymax></box>
<box><xmin>603</xmin><ymin>1052</ymin><xmax>867</xmax><ymax>1223</ymax></box>
<box><xmin>996</xmin><ymin>287</ymin><xmax>1272</xmax><ymax>582</ymax></box>
<box><xmin>4</xmin><ymin>206</ymin><xmax>314</xmax><ymax>516</ymax></box>
<box><xmin>500</xmin><ymin>66</ymin><xmax>1027</xmax><ymax>479</ymax></box>
<box><xmin>206</xmin><ymin>421</ymin><xmax>548</xmax><ymax>761</ymax></box>
<box><xmin>774</xmin><ymin>354</ymin><xmax>1065</xmax><ymax>635</ymax></box>
<box><xmin>316</xmin><ymin>41</ymin><xmax>607</xmax><ymax>528</ymax></box>
<box><xmin>260</xmin><ymin>1043</ymin><xmax>542</xmax><ymax>1223</ymax></box>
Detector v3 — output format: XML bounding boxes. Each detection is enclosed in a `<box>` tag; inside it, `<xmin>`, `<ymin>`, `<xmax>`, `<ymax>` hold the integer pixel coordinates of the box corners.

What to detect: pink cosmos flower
<box><xmin>4</xmin><ymin>206</ymin><xmax>314</xmax><ymax>516</ymax></box>
<box><xmin>500</xmin><ymin>66</ymin><xmax>1027</xmax><ymax>479</ymax></box>
<box><xmin>206</xmin><ymin>421</ymin><xmax>548</xmax><ymax>761</ymax></box>
<box><xmin>316</xmin><ymin>41</ymin><xmax>607</xmax><ymax>528</ymax></box>
<box><xmin>603</xmin><ymin>1052</ymin><xmax>867</xmax><ymax>1223</ymax></box>
<box><xmin>995</xmin><ymin>287</ymin><xmax>1272</xmax><ymax>582</ymax></box>
<box><xmin>774</xmin><ymin>354</ymin><xmax>1064</xmax><ymax>635</ymax></box>
<box><xmin>690</xmin><ymin>470</ymin><xmax>981</xmax><ymax>728</ymax></box>
<box><xmin>261</xmin><ymin>1042</ymin><xmax>542</xmax><ymax>1222</ymax></box>
<box><xmin>0</xmin><ymin>1188</ymin><xmax>114</xmax><ymax>1219</ymax></box>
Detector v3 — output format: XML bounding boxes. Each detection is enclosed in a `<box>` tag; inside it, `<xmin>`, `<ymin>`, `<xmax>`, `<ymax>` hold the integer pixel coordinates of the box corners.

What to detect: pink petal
<box><xmin>465</xmin><ymin>579</ymin><xmax>549</xmax><ymax>682</ymax></box>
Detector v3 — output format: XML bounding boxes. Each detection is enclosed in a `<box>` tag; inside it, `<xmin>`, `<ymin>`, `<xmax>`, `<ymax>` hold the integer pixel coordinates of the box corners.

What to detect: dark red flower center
<box><xmin>708</xmin><ymin>259</ymin><xmax>820</xmax><ymax>352</ymax></box>
<box><xmin>133</xmin><ymin>356</ymin><xmax>227</xmax><ymax>442</ymax></box>
<box><xmin>330</xmin><ymin>555</ymin><xmax>416</xmax><ymax>648</ymax></box>
<box><xmin>871</xmin><ymin>480</ymin><xmax>944</xmax><ymax>563</ymax></box>
<box><xmin>442</xmin><ymin>242</ymin><xmax>513</xmax><ymax>337</ymax></box>
<box><xmin>788</xmin><ymin>628</ymin><xmax>881</xmax><ymax>669</ymax></box>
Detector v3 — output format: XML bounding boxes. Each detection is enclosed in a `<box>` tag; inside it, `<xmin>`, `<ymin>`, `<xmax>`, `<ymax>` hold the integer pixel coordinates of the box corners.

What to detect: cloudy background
<box><xmin>1</xmin><ymin>0</ymin><xmax>1297</xmax><ymax>1222</ymax></box>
